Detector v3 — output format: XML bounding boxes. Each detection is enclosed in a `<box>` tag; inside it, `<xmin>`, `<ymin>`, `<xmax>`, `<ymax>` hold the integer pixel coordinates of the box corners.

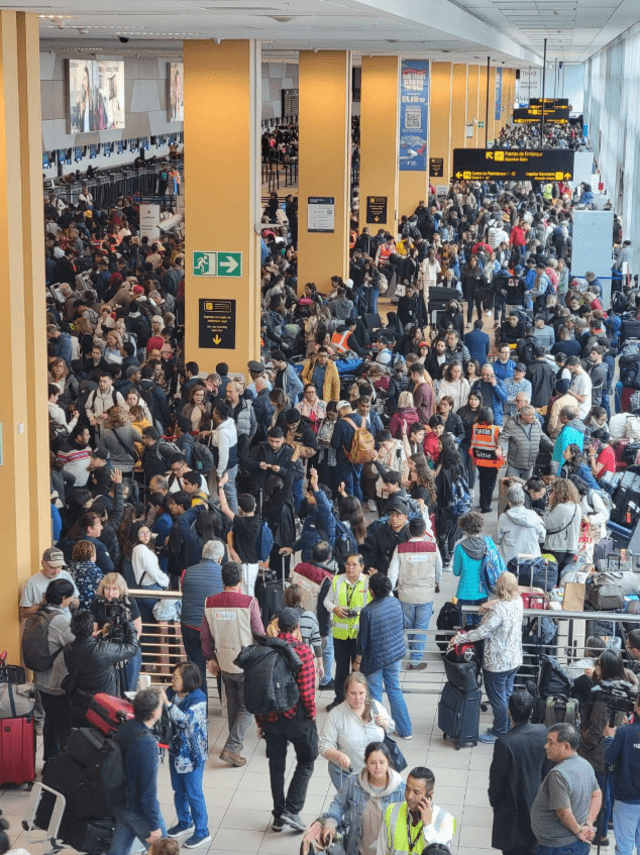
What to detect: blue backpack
<box><xmin>448</xmin><ymin>474</ymin><xmax>472</xmax><ymax>516</ymax></box>
<box><xmin>256</xmin><ymin>521</ymin><xmax>275</xmax><ymax>562</ymax></box>
<box><xmin>480</xmin><ymin>537</ymin><xmax>507</xmax><ymax>596</ymax></box>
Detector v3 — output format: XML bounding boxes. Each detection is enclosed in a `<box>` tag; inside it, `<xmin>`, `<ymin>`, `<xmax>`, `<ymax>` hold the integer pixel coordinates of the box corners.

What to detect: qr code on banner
<box><xmin>404</xmin><ymin>108</ymin><xmax>422</xmax><ymax>129</ymax></box>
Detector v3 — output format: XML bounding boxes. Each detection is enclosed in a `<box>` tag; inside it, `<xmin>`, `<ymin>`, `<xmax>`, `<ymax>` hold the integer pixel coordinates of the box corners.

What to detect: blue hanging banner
<box><xmin>399</xmin><ymin>60</ymin><xmax>429</xmax><ymax>172</ymax></box>
<box><xmin>495</xmin><ymin>68</ymin><xmax>503</xmax><ymax>122</ymax></box>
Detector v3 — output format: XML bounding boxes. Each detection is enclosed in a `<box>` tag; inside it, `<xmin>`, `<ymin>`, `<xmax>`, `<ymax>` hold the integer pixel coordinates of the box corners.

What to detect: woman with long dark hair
<box><xmin>457</xmin><ymin>390</ymin><xmax>482</xmax><ymax>489</ymax></box>
<box><xmin>462</xmin><ymin>255</ymin><xmax>488</xmax><ymax>324</ymax></box>
<box><xmin>435</xmin><ymin>433</ymin><xmax>465</xmax><ymax>566</ymax></box>
<box><xmin>470</xmin><ymin>406</ymin><xmax>504</xmax><ymax>513</ymax></box>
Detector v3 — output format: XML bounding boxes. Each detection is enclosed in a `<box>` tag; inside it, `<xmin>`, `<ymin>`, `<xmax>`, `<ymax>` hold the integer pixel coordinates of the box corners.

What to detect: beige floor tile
<box><xmin>212</xmin><ymin>827</ymin><xmax>265</xmax><ymax>852</ymax></box>
<box><xmin>457</xmin><ymin>824</ymin><xmax>494</xmax><ymax>848</ymax></box>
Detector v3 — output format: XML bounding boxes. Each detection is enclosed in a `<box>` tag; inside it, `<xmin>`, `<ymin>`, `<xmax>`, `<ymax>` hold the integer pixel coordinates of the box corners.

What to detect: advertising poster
<box><xmin>494</xmin><ymin>67</ymin><xmax>503</xmax><ymax>121</ymax></box>
<box><xmin>69</xmin><ymin>59</ymin><xmax>125</xmax><ymax>133</ymax></box>
<box><xmin>169</xmin><ymin>62</ymin><xmax>184</xmax><ymax>122</ymax></box>
<box><xmin>399</xmin><ymin>60</ymin><xmax>429</xmax><ymax>172</ymax></box>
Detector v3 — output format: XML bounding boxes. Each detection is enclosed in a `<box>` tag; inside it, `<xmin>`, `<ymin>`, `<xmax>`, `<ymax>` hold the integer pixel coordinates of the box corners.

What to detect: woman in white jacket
<box><xmin>496</xmin><ymin>485</ymin><xmax>546</xmax><ymax>566</ymax></box>
<box><xmin>123</xmin><ymin>520</ymin><xmax>169</xmax><ymax>659</ymax></box>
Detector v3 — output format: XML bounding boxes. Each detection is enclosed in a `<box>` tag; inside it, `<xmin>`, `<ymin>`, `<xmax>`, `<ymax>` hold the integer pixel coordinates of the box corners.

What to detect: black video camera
<box><xmin>590</xmin><ymin>679</ymin><xmax>637</xmax><ymax>718</ymax></box>
<box><xmin>102</xmin><ymin>599</ymin><xmax>130</xmax><ymax>642</ymax></box>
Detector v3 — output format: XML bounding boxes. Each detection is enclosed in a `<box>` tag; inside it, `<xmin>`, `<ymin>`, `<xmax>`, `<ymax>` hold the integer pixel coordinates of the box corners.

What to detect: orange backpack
<box><xmin>342</xmin><ymin>417</ymin><xmax>376</xmax><ymax>464</ymax></box>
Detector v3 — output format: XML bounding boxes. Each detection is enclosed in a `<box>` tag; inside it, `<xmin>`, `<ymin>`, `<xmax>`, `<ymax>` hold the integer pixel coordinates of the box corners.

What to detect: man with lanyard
<box><xmin>323</xmin><ymin>553</ymin><xmax>371</xmax><ymax>712</ymax></box>
<box><xmin>377</xmin><ymin>766</ymin><xmax>455</xmax><ymax>855</ymax></box>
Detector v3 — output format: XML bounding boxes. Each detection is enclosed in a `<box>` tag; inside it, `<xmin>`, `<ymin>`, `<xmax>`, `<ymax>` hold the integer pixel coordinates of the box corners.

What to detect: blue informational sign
<box><xmin>399</xmin><ymin>60</ymin><xmax>429</xmax><ymax>172</ymax></box>
<box><xmin>495</xmin><ymin>68</ymin><xmax>503</xmax><ymax>121</ymax></box>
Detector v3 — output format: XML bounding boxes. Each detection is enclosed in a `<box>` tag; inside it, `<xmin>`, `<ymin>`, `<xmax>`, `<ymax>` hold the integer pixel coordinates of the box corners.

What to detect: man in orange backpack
<box><xmin>330</xmin><ymin>400</ymin><xmax>375</xmax><ymax>501</ymax></box>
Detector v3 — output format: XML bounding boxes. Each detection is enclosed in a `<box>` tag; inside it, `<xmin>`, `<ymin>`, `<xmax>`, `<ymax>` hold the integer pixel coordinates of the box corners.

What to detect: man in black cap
<box><xmin>246</xmin><ymin>425</ymin><xmax>295</xmax><ymax>495</ymax></box>
<box><xmin>361</xmin><ymin>496</ymin><xmax>411</xmax><ymax>576</ymax></box>
<box><xmin>246</xmin><ymin>360</ymin><xmax>272</xmax><ymax>399</ymax></box>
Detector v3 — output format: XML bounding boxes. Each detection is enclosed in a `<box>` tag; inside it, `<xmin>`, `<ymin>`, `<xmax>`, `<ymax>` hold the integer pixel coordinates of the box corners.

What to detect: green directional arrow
<box><xmin>217</xmin><ymin>252</ymin><xmax>242</xmax><ymax>277</ymax></box>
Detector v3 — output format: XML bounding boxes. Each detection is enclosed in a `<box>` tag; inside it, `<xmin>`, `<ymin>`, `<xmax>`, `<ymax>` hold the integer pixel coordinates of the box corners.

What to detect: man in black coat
<box><xmin>488</xmin><ymin>689</ymin><xmax>548</xmax><ymax>855</ymax></box>
<box><xmin>527</xmin><ymin>347</ymin><xmax>557</xmax><ymax>410</ymax></box>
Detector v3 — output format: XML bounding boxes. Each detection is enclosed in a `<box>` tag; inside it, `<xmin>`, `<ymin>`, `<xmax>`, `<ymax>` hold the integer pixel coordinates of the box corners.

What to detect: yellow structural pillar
<box><xmin>450</xmin><ymin>64</ymin><xmax>468</xmax><ymax>179</ymax></box>
<box><xmin>183</xmin><ymin>40</ymin><xmax>260</xmax><ymax>374</ymax></box>
<box><xmin>428</xmin><ymin>63</ymin><xmax>452</xmax><ymax>188</ymax></box>
<box><xmin>359</xmin><ymin>56</ymin><xmax>400</xmax><ymax>236</ymax></box>
<box><xmin>297</xmin><ymin>51</ymin><xmax>351</xmax><ymax>292</ymax></box>
<box><xmin>0</xmin><ymin>10</ymin><xmax>50</xmax><ymax>663</ymax></box>
<box><xmin>466</xmin><ymin>65</ymin><xmax>479</xmax><ymax>148</ymax></box>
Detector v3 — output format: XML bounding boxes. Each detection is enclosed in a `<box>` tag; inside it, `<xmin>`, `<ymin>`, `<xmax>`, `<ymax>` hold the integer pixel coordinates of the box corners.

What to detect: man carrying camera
<box><xmin>604</xmin><ymin>693</ymin><xmax>640</xmax><ymax>855</ymax></box>
<box><xmin>530</xmin><ymin>723</ymin><xmax>602</xmax><ymax>855</ymax></box>
<box><xmin>63</xmin><ymin>608</ymin><xmax>139</xmax><ymax>726</ymax></box>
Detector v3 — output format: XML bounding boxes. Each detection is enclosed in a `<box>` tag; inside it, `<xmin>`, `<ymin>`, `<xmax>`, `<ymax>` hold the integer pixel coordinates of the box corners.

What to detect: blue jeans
<box><xmin>537</xmin><ymin>842</ymin><xmax>590</xmax><ymax>855</ymax></box>
<box><xmin>463</xmin><ymin>449</ymin><xmax>477</xmax><ymax>490</ymax></box>
<box><xmin>123</xmin><ymin>647</ymin><xmax>142</xmax><ymax>693</ymax></box>
<box><xmin>170</xmin><ymin>762</ymin><xmax>208</xmax><ymax>837</ymax></box>
<box><xmin>223</xmin><ymin>465</ymin><xmax>238</xmax><ymax>513</ymax></box>
<box><xmin>367</xmin><ymin>659</ymin><xmax>413</xmax><ymax>738</ymax></box>
<box><xmin>367</xmin><ymin>287</ymin><xmax>379</xmax><ymax>315</ymax></box>
<box><xmin>483</xmin><ymin>666</ymin><xmax>518</xmax><ymax>734</ymax></box>
<box><xmin>595</xmin><ymin>770</ymin><xmax>614</xmax><ymax>842</ymax></box>
<box><xmin>613</xmin><ymin>800</ymin><xmax>640</xmax><ymax>855</ymax></box>
<box><xmin>401</xmin><ymin>601</ymin><xmax>433</xmax><ymax>663</ymax></box>
<box><xmin>336</xmin><ymin>462</ymin><xmax>363</xmax><ymax>501</ymax></box>
<box><xmin>457</xmin><ymin>598</ymin><xmax>486</xmax><ymax>627</ymax></box>
<box><xmin>320</xmin><ymin>633</ymin><xmax>334</xmax><ymax>687</ymax></box>
<box><xmin>108</xmin><ymin>809</ymin><xmax>166</xmax><ymax>855</ymax></box>
<box><xmin>293</xmin><ymin>478</ymin><xmax>304</xmax><ymax>513</ymax></box>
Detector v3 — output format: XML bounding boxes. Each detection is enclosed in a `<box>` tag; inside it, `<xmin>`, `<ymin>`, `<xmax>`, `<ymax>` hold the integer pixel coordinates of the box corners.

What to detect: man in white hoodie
<box><xmin>496</xmin><ymin>485</ymin><xmax>546</xmax><ymax>566</ymax></box>
<box><xmin>209</xmin><ymin>401</ymin><xmax>239</xmax><ymax>512</ymax></box>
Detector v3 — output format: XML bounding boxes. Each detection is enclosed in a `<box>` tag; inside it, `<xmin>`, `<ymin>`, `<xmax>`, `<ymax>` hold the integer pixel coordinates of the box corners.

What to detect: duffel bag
<box><xmin>585</xmin><ymin>574</ymin><xmax>625</xmax><ymax>611</ymax></box>
<box><xmin>0</xmin><ymin>681</ymin><xmax>35</xmax><ymax>719</ymax></box>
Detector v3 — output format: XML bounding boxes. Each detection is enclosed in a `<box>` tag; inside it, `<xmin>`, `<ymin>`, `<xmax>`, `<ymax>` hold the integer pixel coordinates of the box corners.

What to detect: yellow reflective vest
<box><xmin>382</xmin><ymin>801</ymin><xmax>456</xmax><ymax>855</ymax></box>
<box><xmin>330</xmin><ymin>573</ymin><xmax>371</xmax><ymax>640</ymax></box>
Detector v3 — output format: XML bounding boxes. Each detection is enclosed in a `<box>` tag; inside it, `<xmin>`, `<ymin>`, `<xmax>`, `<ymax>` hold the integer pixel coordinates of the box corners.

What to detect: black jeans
<box><xmin>263</xmin><ymin>711</ymin><xmax>318</xmax><ymax>819</ymax></box>
<box><xmin>181</xmin><ymin>624</ymin><xmax>208</xmax><ymax>696</ymax></box>
<box><xmin>333</xmin><ymin>637</ymin><xmax>357</xmax><ymax>703</ymax></box>
<box><xmin>436</xmin><ymin>510</ymin><xmax>459</xmax><ymax>564</ymax></box>
<box><xmin>478</xmin><ymin>466</ymin><xmax>499</xmax><ymax>512</ymax></box>
<box><xmin>40</xmin><ymin>691</ymin><xmax>72</xmax><ymax>761</ymax></box>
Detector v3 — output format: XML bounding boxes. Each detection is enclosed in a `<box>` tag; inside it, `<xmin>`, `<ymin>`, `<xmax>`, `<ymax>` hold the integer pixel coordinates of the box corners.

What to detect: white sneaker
<box><xmin>367</xmin><ymin>500</ymin><xmax>377</xmax><ymax>513</ymax></box>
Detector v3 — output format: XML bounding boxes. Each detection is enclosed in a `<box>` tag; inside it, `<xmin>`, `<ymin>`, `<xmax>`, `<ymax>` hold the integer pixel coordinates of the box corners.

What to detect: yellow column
<box><xmin>359</xmin><ymin>56</ymin><xmax>400</xmax><ymax>235</ymax></box>
<box><xmin>451</xmin><ymin>64</ymin><xmax>468</xmax><ymax>178</ymax></box>
<box><xmin>428</xmin><ymin>63</ymin><xmax>452</xmax><ymax>187</ymax></box>
<box><xmin>478</xmin><ymin>64</ymin><xmax>488</xmax><ymax>147</ymax></box>
<box><xmin>184</xmin><ymin>40</ymin><xmax>260</xmax><ymax>374</ymax></box>
<box><xmin>298</xmin><ymin>51</ymin><xmax>351</xmax><ymax>292</ymax></box>
<box><xmin>488</xmin><ymin>67</ymin><xmax>497</xmax><ymax>143</ymax></box>
<box><xmin>466</xmin><ymin>65</ymin><xmax>479</xmax><ymax>148</ymax></box>
<box><xmin>0</xmin><ymin>11</ymin><xmax>50</xmax><ymax>663</ymax></box>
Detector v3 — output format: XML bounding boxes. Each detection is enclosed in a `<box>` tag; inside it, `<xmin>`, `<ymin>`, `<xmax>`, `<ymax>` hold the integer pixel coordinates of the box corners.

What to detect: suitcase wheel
<box><xmin>442</xmin><ymin>733</ymin><xmax>447</xmax><ymax>740</ymax></box>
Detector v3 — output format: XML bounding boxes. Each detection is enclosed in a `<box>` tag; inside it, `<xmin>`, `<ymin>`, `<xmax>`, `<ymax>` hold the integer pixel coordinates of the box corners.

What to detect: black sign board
<box><xmin>530</xmin><ymin>98</ymin><xmax>569</xmax><ymax>107</ymax></box>
<box><xmin>453</xmin><ymin>148</ymin><xmax>575</xmax><ymax>182</ymax></box>
<box><xmin>199</xmin><ymin>299</ymin><xmax>236</xmax><ymax>349</ymax></box>
<box><xmin>365</xmin><ymin>196</ymin><xmax>388</xmax><ymax>225</ymax></box>
<box><xmin>429</xmin><ymin>157</ymin><xmax>444</xmax><ymax>178</ymax></box>
<box><xmin>513</xmin><ymin>105</ymin><xmax>570</xmax><ymax>125</ymax></box>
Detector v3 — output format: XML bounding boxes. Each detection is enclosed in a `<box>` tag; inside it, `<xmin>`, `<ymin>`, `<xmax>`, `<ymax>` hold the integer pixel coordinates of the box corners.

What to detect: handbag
<box><xmin>152</xmin><ymin>598</ymin><xmax>182</xmax><ymax>621</ymax></box>
<box><xmin>585</xmin><ymin>573</ymin><xmax>625</xmax><ymax>611</ymax></box>
<box><xmin>383</xmin><ymin>733</ymin><xmax>407</xmax><ymax>772</ymax></box>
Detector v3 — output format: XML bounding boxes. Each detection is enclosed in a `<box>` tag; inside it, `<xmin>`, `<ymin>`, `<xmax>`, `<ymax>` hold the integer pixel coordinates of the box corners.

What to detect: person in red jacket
<box><xmin>509</xmin><ymin>219</ymin><xmax>527</xmax><ymax>264</ymax></box>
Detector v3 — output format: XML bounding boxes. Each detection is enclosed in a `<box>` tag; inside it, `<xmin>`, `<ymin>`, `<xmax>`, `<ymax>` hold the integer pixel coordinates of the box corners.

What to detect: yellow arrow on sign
<box><xmin>213</xmin><ymin>335</ymin><xmax>222</xmax><ymax>345</ymax></box>
<box><xmin>455</xmin><ymin>171</ymin><xmax>463</xmax><ymax>179</ymax></box>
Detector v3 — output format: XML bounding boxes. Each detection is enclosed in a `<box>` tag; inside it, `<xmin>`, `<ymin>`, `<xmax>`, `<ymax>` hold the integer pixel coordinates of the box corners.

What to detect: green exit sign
<box><xmin>192</xmin><ymin>251</ymin><xmax>242</xmax><ymax>278</ymax></box>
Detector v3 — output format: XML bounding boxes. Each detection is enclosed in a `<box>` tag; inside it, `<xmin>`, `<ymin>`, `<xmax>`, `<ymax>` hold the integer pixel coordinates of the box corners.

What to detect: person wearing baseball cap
<box><xmin>361</xmin><ymin>496</ymin><xmax>411</xmax><ymax>576</ymax></box>
<box><xmin>257</xmin><ymin>606</ymin><xmax>318</xmax><ymax>833</ymax></box>
<box><xmin>19</xmin><ymin>547</ymin><xmax>79</xmax><ymax>619</ymax></box>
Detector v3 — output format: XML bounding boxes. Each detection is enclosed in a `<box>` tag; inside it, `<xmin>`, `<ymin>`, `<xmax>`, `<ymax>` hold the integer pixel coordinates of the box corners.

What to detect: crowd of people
<box><xmin>20</xmin><ymin>120</ymin><xmax>640</xmax><ymax>855</ymax></box>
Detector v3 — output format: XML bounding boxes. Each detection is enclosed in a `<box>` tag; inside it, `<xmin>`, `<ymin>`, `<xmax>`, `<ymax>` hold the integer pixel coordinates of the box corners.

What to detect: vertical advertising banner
<box><xmin>518</xmin><ymin>68</ymin><xmax>542</xmax><ymax>103</ymax></box>
<box><xmin>399</xmin><ymin>60</ymin><xmax>429</xmax><ymax>172</ymax></box>
<box><xmin>494</xmin><ymin>67</ymin><xmax>503</xmax><ymax>121</ymax></box>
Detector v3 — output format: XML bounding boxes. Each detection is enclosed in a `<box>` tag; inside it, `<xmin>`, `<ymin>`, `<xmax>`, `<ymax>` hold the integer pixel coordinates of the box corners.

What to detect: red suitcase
<box><xmin>0</xmin><ymin>714</ymin><xmax>36</xmax><ymax>786</ymax></box>
<box><xmin>86</xmin><ymin>693</ymin><xmax>134</xmax><ymax>734</ymax></box>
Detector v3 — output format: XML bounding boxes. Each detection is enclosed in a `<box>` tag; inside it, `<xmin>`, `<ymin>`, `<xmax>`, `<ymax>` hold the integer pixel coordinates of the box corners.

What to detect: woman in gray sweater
<box><xmin>101</xmin><ymin>405</ymin><xmax>142</xmax><ymax>475</ymax></box>
<box><xmin>543</xmin><ymin>478</ymin><xmax>582</xmax><ymax>571</ymax></box>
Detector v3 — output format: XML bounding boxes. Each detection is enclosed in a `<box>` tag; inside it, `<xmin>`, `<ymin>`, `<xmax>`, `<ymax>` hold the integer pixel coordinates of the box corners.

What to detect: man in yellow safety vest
<box><xmin>377</xmin><ymin>767</ymin><xmax>456</xmax><ymax>855</ymax></box>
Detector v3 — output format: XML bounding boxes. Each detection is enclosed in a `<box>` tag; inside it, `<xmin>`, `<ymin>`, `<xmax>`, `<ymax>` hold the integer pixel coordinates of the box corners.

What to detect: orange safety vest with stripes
<box><xmin>331</xmin><ymin>329</ymin><xmax>352</xmax><ymax>353</ymax></box>
<box><xmin>470</xmin><ymin>423</ymin><xmax>505</xmax><ymax>469</ymax></box>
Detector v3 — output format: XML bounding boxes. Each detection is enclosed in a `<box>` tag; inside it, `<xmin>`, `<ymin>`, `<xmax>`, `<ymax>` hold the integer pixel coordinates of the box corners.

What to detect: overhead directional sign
<box><xmin>192</xmin><ymin>251</ymin><xmax>242</xmax><ymax>278</ymax></box>
<box><xmin>513</xmin><ymin>103</ymin><xmax>570</xmax><ymax>125</ymax></box>
<box><xmin>453</xmin><ymin>148</ymin><xmax>575</xmax><ymax>182</ymax></box>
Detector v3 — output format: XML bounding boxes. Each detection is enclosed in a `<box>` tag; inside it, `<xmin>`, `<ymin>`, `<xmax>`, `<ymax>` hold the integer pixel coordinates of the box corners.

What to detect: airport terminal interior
<box><xmin>2</xmin><ymin>0</ymin><xmax>640</xmax><ymax>853</ymax></box>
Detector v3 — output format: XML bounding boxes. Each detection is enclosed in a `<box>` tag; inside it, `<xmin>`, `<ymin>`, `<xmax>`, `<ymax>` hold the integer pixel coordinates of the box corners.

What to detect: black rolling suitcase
<box><xmin>437</xmin><ymin>684</ymin><xmax>481</xmax><ymax>749</ymax></box>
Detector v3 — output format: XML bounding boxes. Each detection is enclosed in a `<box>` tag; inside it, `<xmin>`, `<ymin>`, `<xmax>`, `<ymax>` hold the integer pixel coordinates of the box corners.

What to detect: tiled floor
<box><xmin>4</xmin><ymin>490</ymin><xmax>501</xmax><ymax>855</ymax></box>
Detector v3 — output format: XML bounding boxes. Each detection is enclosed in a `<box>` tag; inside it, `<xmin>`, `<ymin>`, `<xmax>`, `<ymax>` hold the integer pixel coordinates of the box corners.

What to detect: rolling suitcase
<box><xmin>86</xmin><ymin>693</ymin><xmax>134</xmax><ymax>734</ymax></box>
<box><xmin>443</xmin><ymin>656</ymin><xmax>479</xmax><ymax>693</ymax></box>
<box><xmin>0</xmin><ymin>654</ymin><xmax>36</xmax><ymax>786</ymax></box>
<box><xmin>437</xmin><ymin>683</ymin><xmax>481</xmax><ymax>749</ymax></box>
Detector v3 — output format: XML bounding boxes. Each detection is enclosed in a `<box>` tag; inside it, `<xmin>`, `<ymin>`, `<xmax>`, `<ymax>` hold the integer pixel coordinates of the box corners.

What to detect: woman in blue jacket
<box><xmin>559</xmin><ymin>443</ymin><xmax>600</xmax><ymax>491</ymax></box>
<box><xmin>355</xmin><ymin>573</ymin><xmax>412</xmax><ymax>738</ymax></box>
<box><xmin>162</xmin><ymin>662</ymin><xmax>210</xmax><ymax>849</ymax></box>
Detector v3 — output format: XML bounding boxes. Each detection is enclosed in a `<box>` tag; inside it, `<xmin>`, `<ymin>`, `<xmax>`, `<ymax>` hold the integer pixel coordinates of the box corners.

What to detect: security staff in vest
<box><xmin>323</xmin><ymin>553</ymin><xmax>371</xmax><ymax>712</ymax></box>
<box><xmin>377</xmin><ymin>766</ymin><xmax>455</xmax><ymax>855</ymax></box>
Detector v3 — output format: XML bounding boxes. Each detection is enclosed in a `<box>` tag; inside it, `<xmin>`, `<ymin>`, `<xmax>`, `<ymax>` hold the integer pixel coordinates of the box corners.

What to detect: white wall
<box><xmin>584</xmin><ymin>20</ymin><xmax>640</xmax><ymax>262</ymax></box>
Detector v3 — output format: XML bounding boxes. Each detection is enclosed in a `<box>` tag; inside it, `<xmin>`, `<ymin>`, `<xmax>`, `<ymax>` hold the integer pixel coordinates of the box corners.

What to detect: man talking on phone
<box><xmin>377</xmin><ymin>766</ymin><xmax>455</xmax><ymax>854</ymax></box>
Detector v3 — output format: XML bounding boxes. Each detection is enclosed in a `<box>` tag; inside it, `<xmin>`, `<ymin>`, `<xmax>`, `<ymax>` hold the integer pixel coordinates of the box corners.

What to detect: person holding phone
<box><xmin>378</xmin><ymin>766</ymin><xmax>456</xmax><ymax>854</ymax></box>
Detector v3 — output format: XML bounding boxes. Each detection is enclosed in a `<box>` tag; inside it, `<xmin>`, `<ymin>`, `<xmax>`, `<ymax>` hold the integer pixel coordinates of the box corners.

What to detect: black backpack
<box><xmin>191</xmin><ymin>441</ymin><xmax>215</xmax><ymax>475</ymax></box>
<box><xmin>435</xmin><ymin>601</ymin><xmax>460</xmax><ymax>652</ymax></box>
<box><xmin>234</xmin><ymin>636</ymin><xmax>302</xmax><ymax>715</ymax></box>
<box><xmin>518</xmin><ymin>337</ymin><xmax>537</xmax><ymax>367</ymax></box>
<box><xmin>22</xmin><ymin>606</ymin><xmax>65</xmax><ymax>672</ymax></box>
<box><xmin>332</xmin><ymin>519</ymin><xmax>358</xmax><ymax>570</ymax></box>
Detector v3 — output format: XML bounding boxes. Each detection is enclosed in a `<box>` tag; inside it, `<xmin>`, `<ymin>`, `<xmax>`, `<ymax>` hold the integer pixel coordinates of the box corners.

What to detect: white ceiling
<box><xmin>5</xmin><ymin>0</ymin><xmax>640</xmax><ymax>64</ymax></box>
